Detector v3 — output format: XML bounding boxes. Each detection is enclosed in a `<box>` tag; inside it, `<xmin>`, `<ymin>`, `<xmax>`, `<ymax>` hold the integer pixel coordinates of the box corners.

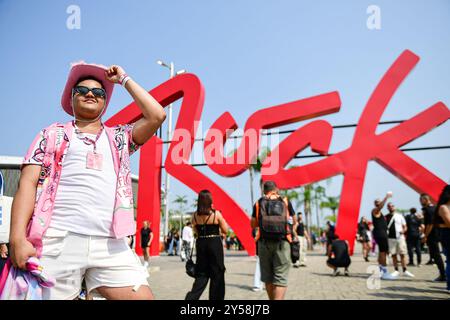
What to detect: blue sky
<box><xmin>0</xmin><ymin>0</ymin><xmax>449</xmax><ymax>225</ymax></box>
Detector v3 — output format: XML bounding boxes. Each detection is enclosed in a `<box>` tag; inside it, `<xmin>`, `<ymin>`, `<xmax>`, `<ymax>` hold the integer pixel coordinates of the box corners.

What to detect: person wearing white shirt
<box><xmin>181</xmin><ymin>222</ymin><xmax>194</xmax><ymax>262</ymax></box>
<box><xmin>386</xmin><ymin>202</ymin><xmax>414</xmax><ymax>278</ymax></box>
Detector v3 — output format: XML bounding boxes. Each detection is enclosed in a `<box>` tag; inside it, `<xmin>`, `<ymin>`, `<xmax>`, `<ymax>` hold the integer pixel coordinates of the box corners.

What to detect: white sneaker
<box><xmin>381</xmin><ymin>272</ymin><xmax>397</xmax><ymax>280</ymax></box>
<box><xmin>403</xmin><ymin>270</ymin><xmax>415</xmax><ymax>278</ymax></box>
<box><xmin>143</xmin><ymin>262</ymin><xmax>149</xmax><ymax>268</ymax></box>
<box><xmin>390</xmin><ymin>270</ymin><xmax>400</xmax><ymax>277</ymax></box>
<box><xmin>78</xmin><ymin>291</ymin><xmax>86</xmax><ymax>300</ymax></box>
<box><xmin>332</xmin><ymin>270</ymin><xmax>340</xmax><ymax>277</ymax></box>
<box><xmin>252</xmin><ymin>287</ymin><xmax>262</xmax><ymax>292</ymax></box>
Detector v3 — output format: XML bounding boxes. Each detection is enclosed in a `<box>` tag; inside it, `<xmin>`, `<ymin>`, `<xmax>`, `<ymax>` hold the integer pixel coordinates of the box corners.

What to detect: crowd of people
<box><xmin>354</xmin><ymin>192</ymin><xmax>448</xmax><ymax>285</ymax></box>
<box><xmin>248</xmin><ymin>185</ymin><xmax>450</xmax><ymax>300</ymax></box>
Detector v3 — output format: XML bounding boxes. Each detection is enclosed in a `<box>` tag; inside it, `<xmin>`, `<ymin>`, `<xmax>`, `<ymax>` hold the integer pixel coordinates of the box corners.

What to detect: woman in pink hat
<box><xmin>8</xmin><ymin>62</ymin><xmax>166</xmax><ymax>300</ymax></box>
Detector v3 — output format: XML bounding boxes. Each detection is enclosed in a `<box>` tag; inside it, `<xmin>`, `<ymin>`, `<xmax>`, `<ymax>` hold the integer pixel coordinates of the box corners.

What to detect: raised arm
<box><xmin>105</xmin><ymin>65</ymin><xmax>166</xmax><ymax>145</ymax></box>
<box><xmin>372</xmin><ymin>193</ymin><xmax>391</xmax><ymax>217</ymax></box>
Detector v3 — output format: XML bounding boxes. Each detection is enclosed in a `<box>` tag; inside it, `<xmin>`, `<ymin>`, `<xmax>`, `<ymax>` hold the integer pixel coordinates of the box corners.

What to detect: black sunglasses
<box><xmin>72</xmin><ymin>86</ymin><xmax>106</xmax><ymax>98</ymax></box>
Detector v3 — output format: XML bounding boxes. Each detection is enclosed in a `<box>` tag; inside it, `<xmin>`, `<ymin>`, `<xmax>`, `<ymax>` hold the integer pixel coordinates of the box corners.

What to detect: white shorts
<box><xmin>39</xmin><ymin>228</ymin><xmax>149</xmax><ymax>300</ymax></box>
<box><xmin>388</xmin><ymin>238</ymin><xmax>407</xmax><ymax>256</ymax></box>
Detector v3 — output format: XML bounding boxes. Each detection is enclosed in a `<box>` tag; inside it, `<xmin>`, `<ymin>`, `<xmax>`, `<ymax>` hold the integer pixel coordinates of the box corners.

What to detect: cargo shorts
<box><xmin>257</xmin><ymin>239</ymin><xmax>291</xmax><ymax>287</ymax></box>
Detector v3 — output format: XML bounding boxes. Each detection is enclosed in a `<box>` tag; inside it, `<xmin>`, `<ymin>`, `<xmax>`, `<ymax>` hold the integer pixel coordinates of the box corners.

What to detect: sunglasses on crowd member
<box><xmin>72</xmin><ymin>86</ymin><xmax>106</xmax><ymax>98</ymax></box>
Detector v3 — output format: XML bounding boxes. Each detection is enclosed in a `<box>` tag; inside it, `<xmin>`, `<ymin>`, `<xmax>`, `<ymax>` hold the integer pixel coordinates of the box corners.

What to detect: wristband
<box><xmin>118</xmin><ymin>73</ymin><xmax>128</xmax><ymax>85</ymax></box>
<box><xmin>121</xmin><ymin>76</ymin><xmax>131</xmax><ymax>87</ymax></box>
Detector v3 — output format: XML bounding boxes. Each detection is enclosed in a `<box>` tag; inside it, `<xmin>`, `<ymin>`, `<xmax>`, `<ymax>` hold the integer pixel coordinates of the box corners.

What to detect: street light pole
<box><xmin>164</xmin><ymin>62</ymin><xmax>174</xmax><ymax>240</ymax></box>
<box><xmin>157</xmin><ymin>60</ymin><xmax>185</xmax><ymax>241</ymax></box>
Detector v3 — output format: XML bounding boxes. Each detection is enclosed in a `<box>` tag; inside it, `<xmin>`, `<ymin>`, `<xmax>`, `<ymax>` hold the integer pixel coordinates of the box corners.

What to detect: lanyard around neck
<box><xmin>73</xmin><ymin>121</ymin><xmax>104</xmax><ymax>153</ymax></box>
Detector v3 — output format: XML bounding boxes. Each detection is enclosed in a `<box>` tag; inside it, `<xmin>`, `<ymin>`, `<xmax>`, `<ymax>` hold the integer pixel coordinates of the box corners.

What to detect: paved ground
<box><xmin>145</xmin><ymin>245</ymin><xmax>449</xmax><ymax>300</ymax></box>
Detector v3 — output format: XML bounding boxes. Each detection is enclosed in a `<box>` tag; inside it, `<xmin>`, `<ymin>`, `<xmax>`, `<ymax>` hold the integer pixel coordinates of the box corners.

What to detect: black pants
<box><xmin>438</xmin><ymin>228</ymin><xmax>450</xmax><ymax>289</ymax></box>
<box><xmin>407</xmin><ymin>235</ymin><xmax>422</xmax><ymax>265</ymax></box>
<box><xmin>185</xmin><ymin>237</ymin><xmax>225</xmax><ymax>300</ymax></box>
<box><xmin>327</xmin><ymin>258</ymin><xmax>351</xmax><ymax>268</ymax></box>
<box><xmin>427</xmin><ymin>235</ymin><xmax>445</xmax><ymax>277</ymax></box>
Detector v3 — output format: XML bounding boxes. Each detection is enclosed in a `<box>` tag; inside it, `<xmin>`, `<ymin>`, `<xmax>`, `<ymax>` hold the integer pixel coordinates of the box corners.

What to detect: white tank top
<box><xmin>49</xmin><ymin>129</ymin><xmax>117</xmax><ymax>237</ymax></box>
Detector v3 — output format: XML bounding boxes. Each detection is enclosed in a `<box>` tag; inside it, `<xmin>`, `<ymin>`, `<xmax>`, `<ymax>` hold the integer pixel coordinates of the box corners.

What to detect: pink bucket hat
<box><xmin>61</xmin><ymin>61</ymin><xmax>115</xmax><ymax>116</ymax></box>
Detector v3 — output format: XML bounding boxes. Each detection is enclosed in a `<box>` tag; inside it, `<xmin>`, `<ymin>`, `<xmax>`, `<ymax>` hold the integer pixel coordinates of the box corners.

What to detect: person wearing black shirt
<box><xmin>326</xmin><ymin>234</ymin><xmax>351</xmax><ymax>276</ymax></box>
<box><xmin>185</xmin><ymin>190</ymin><xmax>228</xmax><ymax>300</ymax></box>
<box><xmin>325</xmin><ymin>221</ymin><xmax>335</xmax><ymax>256</ymax></box>
<box><xmin>405</xmin><ymin>208</ymin><xmax>424</xmax><ymax>266</ymax></box>
<box><xmin>434</xmin><ymin>185</ymin><xmax>450</xmax><ymax>292</ymax></box>
<box><xmin>420</xmin><ymin>194</ymin><xmax>446</xmax><ymax>282</ymax></box>
<box><xmin>371</xmin><ymin>192</ymin><xmax>397</xmax><ymax>279</ymax></box>
<box><xmin>293</xmin><ymin>212</ymin><xmax>310</xmax><ymax>267</ymax></box>
<box><xmin>140</xmin><ymin>221</ymin><xmax>153</xmax><ymax>269</ymax></box>
<box><xmin>357</xmin><ymin>217</ymin><xmax>372</xmax><ymax>262</ymax></box>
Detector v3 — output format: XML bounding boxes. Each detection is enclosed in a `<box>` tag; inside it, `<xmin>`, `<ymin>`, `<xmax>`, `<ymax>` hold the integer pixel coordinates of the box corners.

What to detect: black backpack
<box><xmin>256</xmin><ymin>196</ymin><xmax>290</xmax><ymax>241</ymax></box>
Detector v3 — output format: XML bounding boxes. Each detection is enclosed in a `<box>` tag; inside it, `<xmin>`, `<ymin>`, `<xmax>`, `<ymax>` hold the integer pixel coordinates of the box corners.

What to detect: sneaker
<box><xmin>403</xmin><ymin>270</ymin><xmax>415</xmax><ymax>278</ymax></box>
<box><xmin>432</xmin><ymin>275</ymin><xmax>447</xmax><ymax>282</ymax></box>
<box><xmin>381</xmin><ymin>272</ymin><xmax>398</xmax><ymax>280</ymax></box>
<box><xmin>78</xmin><ymin>291</ymin><xmax>86</xmax><ymax>300</ymax></box>
<box><xmin>390</xmin><ymin>270</ymin><xmax>400</xmax><ymax>278</ymax></box>
<box><xmin>143</xmin><ymin>262</ymin><xmax>149</xmax><ymax>268</ymax></box>
<box><xmin>252</xmin><ymin>287</ymin><xmax>262</xmax><ymax>292</ymax></box>
<box><xmin>407</xmin><ymin>262</ymin><xmax>415</xmax><ymax>267</ymax></box>
<box><xmin>344</xmin><ymin>270</ymin><xmax>350</xmax><ymax>276</ymax></box>
<box><xmin>425</xmin><ymin>260</ymin><xmax>434</xmax><ymax>265</ymax></box>
<box><xmin>332</xmin><ymin>270</ymin><xmax>340</xmax><ymax>277</ymax></box>
<box><xmin>299</xmin><ymin>263</ymin><xmax>307</xmax><ymax>267</ymax></box>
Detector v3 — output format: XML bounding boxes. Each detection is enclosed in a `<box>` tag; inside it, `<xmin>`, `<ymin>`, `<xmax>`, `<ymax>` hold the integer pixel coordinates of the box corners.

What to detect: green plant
<box><xmin>173</xmin><ymin>195</ymin><xmax>188</xmax><ymax>230</ymax></box>
<box><xmin>321</xmin><ymin>196</ymin><xmax>340</xmax><ymax>221</ymax></box>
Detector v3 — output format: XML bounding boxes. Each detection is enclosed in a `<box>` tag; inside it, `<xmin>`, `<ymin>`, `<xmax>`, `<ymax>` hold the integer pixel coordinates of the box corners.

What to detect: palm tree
<box><xmin>321</xmin><ymin>196</ymin><xmax>340</xmax><ymax>222</ymax></box>
<box><xmin>282</xmin><ymin>185</ymin><xmax>311</xmax><ymax>233</ymax></box>
<box><xmin>396</xmin><ymin>208</ymin><xmax>409</xmax><ymax>215</ymax></box>
<box><xmin>302</xmin><ymin>185</ymin><xmax>313</xmax><ymax>235</ymax></box>
<box><xmin>324</xmin><ymin>214</ymin><xmax>337</xmax><ymax>224</ymax></box>
<box><xmin>191</xmin><ymin>198</ymin><xmax>198</xmax><ymax>210</ymax></box>
<box><xmin>250</xmin><ymin>146</ymin><xmax>272</xmax><ymax>199</ymax></box>
<box><xmin>283</xmin><ymin>189</ymin><xmax>300</xmax><ymax>204</ymax></box>
<box><xmin>173</xmin><ymin>195</ymin><xmax>188</xmax><ymax>230</ymax></box>
<box><xmin>287</xmin><ymin>185</ymin><xmax>311</xmax><ymax>231</ymax></box>
<box><xmin>313</xmin><ymin>184</ymin><xmax>326</xmax><ymax>229</ymax></box>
